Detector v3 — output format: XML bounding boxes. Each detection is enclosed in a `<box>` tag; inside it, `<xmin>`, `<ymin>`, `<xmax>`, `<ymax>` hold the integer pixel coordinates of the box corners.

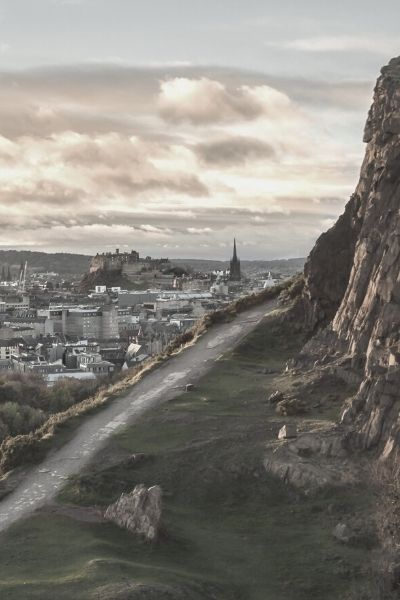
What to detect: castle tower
<box><xmin>229</xmin><ymin>238</ymin><xmax>241</xmax><ymax>281</ymax></box>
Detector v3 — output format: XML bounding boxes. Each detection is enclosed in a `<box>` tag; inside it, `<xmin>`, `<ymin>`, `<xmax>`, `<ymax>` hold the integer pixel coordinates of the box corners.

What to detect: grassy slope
<box><xmin>0</xmin><ymin>309</ymin><xmax>373</xmax><ymax>600</ymax></box>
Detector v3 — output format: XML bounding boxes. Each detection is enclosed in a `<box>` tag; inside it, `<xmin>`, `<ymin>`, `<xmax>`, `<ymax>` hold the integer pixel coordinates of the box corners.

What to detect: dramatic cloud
<box><xmin>158</xmin><ymin>77</ymin><xmax>292</xmax><ymax>125</ymax></box>
<box><xmin>0</xmin><ymin>63</ymin><xmax>373</xmax><ymax>258</ymax></box>
<box><xmin>195</xmin><ymin>136</ymin><xmax>276</xmax><ymax>166</ymax></box>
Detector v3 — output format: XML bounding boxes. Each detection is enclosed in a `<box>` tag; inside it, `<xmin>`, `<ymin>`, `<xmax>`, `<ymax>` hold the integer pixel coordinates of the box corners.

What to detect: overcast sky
<box><xmin>0</xmin><ymin>0</ymin><xmax>399</xmax><ymax>259</ymax></box>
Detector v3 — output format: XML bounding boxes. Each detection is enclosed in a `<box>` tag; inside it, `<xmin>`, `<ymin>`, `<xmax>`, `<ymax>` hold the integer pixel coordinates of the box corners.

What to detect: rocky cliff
<box><xmin>303</xmin><ymin>57</ymin><xmax>400</xmax><ymax>461</ymax></box>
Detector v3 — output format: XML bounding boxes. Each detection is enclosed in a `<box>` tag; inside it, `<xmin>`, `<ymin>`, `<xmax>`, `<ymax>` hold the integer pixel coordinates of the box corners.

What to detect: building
<box><xmin>48</xmin><ymin>305</ymin><xmax>119</xmax><ymax>340</ymax></box>
<box><xmin>89</xmin><ymin>249</ymin><xmax>170</xmax><ymax>279</ymax></box>
<box><xmin>0</xmin><ymin>294</ymin><xmax>30</xmax><ymax>310</ymax></box>
<box><xmin>229</xmin><ymin>239</ymin><xmax>241</xmax><ymax>281</ymax></box>
<box><xmin>0</xmin><ymin>338</ymin><xmax>23</xmax><ymax>360</ymax></box>
<box><xmin>118</xmin><ymin>291</ymin><xmax>159</xmax><ymax>308</ymax></box>
<box><xmin>125</xmin><ymin>343</ymin><xmax>148</xmax><ymax>367</ymax></box>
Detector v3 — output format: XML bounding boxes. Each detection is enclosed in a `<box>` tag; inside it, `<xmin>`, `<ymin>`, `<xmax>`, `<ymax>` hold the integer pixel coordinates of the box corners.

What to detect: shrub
<box><xmin>0</xmin><ymin>433</ymin><xmax>44</xmax><ymax>473</ymax></box>
<box><xmin>0</xmin><ymin>402</ymin><xmax>46</xmax><ymax>436</ymax></box>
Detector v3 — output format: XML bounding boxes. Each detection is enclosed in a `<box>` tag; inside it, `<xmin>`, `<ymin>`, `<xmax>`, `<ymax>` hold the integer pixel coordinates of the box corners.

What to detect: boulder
<box><xmin>278</xmin><ymin>424</ymin><xmax>297</xmax><ymax>440</ymax></box>
<box><xmin>276</xmin><ymin>398</ymin><xmax>307</xmax><ymax>416</ymax></box>
<box><xmin>104</xmin><ymin>484</ymin><xmax>162</xmax><ymax>541</ymax></box>
<box><xmin>268</xmin><ymin>390</ymin><xmax>284</xmax><ymax>404</ymax></box>
<box><xmin>333</xmin><ymin>522</ymin><xmax>353</xmax><ymax>543</ymax></box>
<box><xmin>124</xmin><ymin>453</ymin><xmax>146</xmax><ymax>467</ymax></box>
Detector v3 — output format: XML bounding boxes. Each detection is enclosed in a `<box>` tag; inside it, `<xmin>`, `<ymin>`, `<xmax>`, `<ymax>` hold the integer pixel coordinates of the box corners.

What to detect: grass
<box><xmin>0</xmin><ymin>308</ymin><xmax>375</xmax><ymax>600</ymax></box>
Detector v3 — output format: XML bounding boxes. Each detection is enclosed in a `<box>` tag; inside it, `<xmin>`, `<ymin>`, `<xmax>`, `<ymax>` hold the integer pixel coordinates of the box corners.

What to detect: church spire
<box><xmin>229</xmin><ymin>238</ymin><xmax>241</xmax><ymax>281</ymax></box>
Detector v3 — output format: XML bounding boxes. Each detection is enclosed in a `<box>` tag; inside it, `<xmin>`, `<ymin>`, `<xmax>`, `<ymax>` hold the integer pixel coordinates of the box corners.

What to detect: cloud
<box><xmin>158</xmin><ymin>77</ymin><xmax>292</xmax><ymax>125</ymax></box>
<box><xmin>195</xmin><ymin>136</ymin><xmax>276</xmax><ymax>167</ymax></box>
<box><xmin>0</xmin><ymin>64</ymin><xmax>372</xmax><ymax>140</ymax></box>
<box><xmin>270</xmin><ymin>35</ymin><xmax>400</xmax><ymax>55</ymax></box>
<box><xmin>187</xmin><ymin>227</ymin><xmax>213</xmax><ymax>234</ymax></box>
<box><xmin>0</xmin><ymin>63</ymin><xmax>370</xmax><ymax>258</ymax></box>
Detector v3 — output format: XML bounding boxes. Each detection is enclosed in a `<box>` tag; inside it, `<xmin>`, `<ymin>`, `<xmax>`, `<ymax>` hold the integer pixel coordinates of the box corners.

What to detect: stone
<box><xmin>278</xmin><ymin>424</ymin><xmax>297</xmax><ymax>440</ymax></box>
<box><xmin>276</xmin><ymin>398</ymin><xmax>307</xmax><ymax>416</ymax></box>
<box><xmin>185</xmin><ymin>383</ymin><xmax>194</xmax><ymax>392</ymax></box>
<box><xmin>124</xmin><ymin>453</ymin><xmax>146</xmax><ymax>466</ymax></box>
<box><xmin>333</xmin><ymin>523</ymin><xmax>352</xmax><ymax>543</ymax></box>
<box><xmin>104</xmin><ymin>484</ymin><xmax>162</xmax><ymax>541</ymax></box>
<box><xmin>268</xmin><ymin>390</ymin><xmax>284</xmax><ymax>404</ymax></box>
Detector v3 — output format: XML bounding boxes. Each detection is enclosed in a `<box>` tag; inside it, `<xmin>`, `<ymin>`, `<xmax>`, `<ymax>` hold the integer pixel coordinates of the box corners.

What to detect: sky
<box><xmin>0</xmin><ymin>0</ymin><xmax>399</xmax><ymax>259</ymax></box>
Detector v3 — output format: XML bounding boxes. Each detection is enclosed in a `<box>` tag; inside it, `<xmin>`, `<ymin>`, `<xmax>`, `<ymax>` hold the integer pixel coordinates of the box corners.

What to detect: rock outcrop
<box><xmin>264</xmin><ymin>424</ymin><xmax>358</xmax><ymax>490</ymax></box>
<box><xmin>104</xmin><ymin>484</ymin><xmax>162</xmax><ymax>541</ymax></box>
<box><xmin>302</xmin><ymin>57</ymin><xmax>400</xmax><ymax>461</ymax></box>
<box><xmin>303</xmin><ymin>194</ymin><xmax>362</xmax><ymax>332</ymax></box>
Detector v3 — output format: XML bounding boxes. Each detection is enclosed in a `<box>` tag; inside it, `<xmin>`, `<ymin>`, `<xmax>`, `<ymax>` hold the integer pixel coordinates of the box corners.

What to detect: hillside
<box><xmin>0</xmin><ymin>250</ymin><xmax>90</xmax><ymax>276</ymax></box>
<box><xmin>0</xmin><ymin>305</ymin><xmax>374</xmax><ymax>599</ymax></box>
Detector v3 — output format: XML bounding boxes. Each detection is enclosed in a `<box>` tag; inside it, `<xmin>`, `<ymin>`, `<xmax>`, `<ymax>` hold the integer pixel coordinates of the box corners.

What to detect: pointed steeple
<box><xmin>229</xmin><ymin>237</ymin><xmax>241</xmax><ymax>281</ymax></box>
<box><xmin>233</xmin><ymin>238</ymin><xmax>237</xmax><ymax>260</ymax></box>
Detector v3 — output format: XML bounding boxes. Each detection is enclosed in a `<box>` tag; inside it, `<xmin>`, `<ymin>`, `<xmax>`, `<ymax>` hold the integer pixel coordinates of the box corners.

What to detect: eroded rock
<box><xmin>333</xmin><ymin>523</ymin><xmax>353</xmax><ymax>543</ymax></box>
<box><xmin>301</xmin><ymin>56</ymin><xmax>400</xmax><ymax>459</ymax></box>
<box><xmin>278</xmin><ymin>424</ymin><xmax>297</xmax><ymax>440</ymax></box>
<box><xmin>268</xmin><ymin>390</ymin><xmax>284</xmax><ymax>404</ymax></box>
<box><xmin>104</xmin><ymin>484</ymin><xmax>162</xmax><ymax>541</ymax></box>
<box><xmin>276</xmin><ymin>397</ymin><xmax>307</xmax><ymax>416</ymax></box>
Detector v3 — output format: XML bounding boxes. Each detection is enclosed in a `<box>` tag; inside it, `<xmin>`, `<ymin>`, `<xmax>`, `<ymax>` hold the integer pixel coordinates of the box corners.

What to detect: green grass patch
<box><xmin>0</xmin><ymin>308</ymin><xmax>374</xmax><ymax>600</ymax></box>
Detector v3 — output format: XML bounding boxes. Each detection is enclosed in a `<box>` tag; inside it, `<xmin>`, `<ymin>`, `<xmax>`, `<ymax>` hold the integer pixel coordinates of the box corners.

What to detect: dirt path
<box><xmin>0</xmin><ymin>300</ymin><xmax>277</xmax><ymax>532</ymax></box>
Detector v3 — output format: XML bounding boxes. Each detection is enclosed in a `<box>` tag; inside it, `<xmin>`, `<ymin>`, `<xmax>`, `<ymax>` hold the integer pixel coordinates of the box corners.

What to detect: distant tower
<box><xmin>229</xmin><ymin>238</ymin><xmax>241</xmax><ymax>281</ymax></box>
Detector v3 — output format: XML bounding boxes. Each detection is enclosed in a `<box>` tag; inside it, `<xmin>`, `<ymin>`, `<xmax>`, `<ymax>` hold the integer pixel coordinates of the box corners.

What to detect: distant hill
<box><xmin>172</xmin><ymin>257</ymin><xmax>306</xmax><ymax>275</ymax></box>
<box><xmin>0</xmin><ymin>251</ymin><xmax>91</xmax><ymax>276</ymax></box>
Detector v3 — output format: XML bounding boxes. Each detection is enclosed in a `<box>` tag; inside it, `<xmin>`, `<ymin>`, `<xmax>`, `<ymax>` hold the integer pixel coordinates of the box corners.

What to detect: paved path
<box><xmin>0</xmin><ymin>300</ymin><xmax>277</xmax><ymax>532</ymax></box>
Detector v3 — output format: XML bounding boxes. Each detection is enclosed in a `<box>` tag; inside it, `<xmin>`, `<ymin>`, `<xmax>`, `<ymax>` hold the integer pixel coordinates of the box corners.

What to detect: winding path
<box><xmin>0</xmin><ymin>300</ymin><xmax>277</xmax><ymax>532</ymax></box>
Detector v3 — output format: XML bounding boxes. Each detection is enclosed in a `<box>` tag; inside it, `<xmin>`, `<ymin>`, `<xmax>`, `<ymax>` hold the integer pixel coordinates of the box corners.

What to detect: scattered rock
<box><xmin>124</xmin><ymin>453</ymin><xmax>147</xmax><ymax>467</ymax></box>
<box><xmin>264</xmin><ymin>425</ymin><xmax>357</xmax><ymax>490</ymax></box>
<box><xmin>268</xmin><ymin>390</ymin><xmax>284</xmax><ymax>404</ymax></box>
<box><xmin>104</xmin><ymin>484</ymin><xmax>162</xmax><ymax>541</ymax></box>
<box><xmin>278</xmin><ymin>424</ymin><xmax>298</xmax><ymax>440</ymax></box>
<box><xmin>333</xmin><ymin>523</ymin><xmax>353</xmax><ymax>543</ymax></box>
<box><xmin>276</xmin><ymin>397</ymin><xmax>307</xmax><ymax>416</ymax></box>
<box><xmin>285</xmin><ymin>358</ymin><xmax>297</xmax><ymax>372</ymax></box>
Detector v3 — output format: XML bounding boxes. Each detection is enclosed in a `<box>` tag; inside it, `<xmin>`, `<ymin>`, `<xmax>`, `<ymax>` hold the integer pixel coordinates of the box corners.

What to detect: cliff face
<box><xmin>303</xmin><ymin>57</ymin><xmax>400</xmax><ymax>461</ymax></box>
<box><xmin>303</xmin><ymin>194</ymin><xmax>362</xmax><ymax>332</ymax></box>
